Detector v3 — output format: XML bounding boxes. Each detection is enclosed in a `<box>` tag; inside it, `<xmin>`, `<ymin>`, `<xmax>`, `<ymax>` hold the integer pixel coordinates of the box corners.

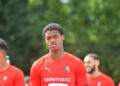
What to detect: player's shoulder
<box><xmin>66</xmin><ymin>52</ymin><xmax>83</xmax><ymax>63</ymax></box>
<box><xmin>66</xmin><ymin>52</ymin><xmax>82</xmax><ymax>61</ymax></box>
<box><xmin>8</xmin><ymin>65</ymin><xmax>23</xmax><ymax>73</ymax></box>
<box><xmin>32</xmin><ymin>54</ymin><xmax>49</xmax><ymax>68</ymax></box>
<box><xmin>100</xmin><ymin>72</ymin><xmax>113</xmax><ymax>81</ymax></box>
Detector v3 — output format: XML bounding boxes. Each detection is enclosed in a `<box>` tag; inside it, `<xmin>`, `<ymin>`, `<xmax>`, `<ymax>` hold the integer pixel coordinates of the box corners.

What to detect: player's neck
<box><xmin>90</xmin><ymin>70</ymin><xmax>100</xmax><ymax>77</ymax></box>
<box><xmin>0</xmin><ymin>60</ymin><xmax>9</xmax><ymax>72</ymax></box>
<box><xmin>49</xmin><ymin>48</ymin><xmax>65</xmax><ymax>60</ymax></box>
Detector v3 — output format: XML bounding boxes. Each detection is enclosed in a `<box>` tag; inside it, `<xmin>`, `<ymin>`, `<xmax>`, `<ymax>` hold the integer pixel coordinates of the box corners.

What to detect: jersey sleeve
<box><xmin>76</xmin><ymin>60</ymin><xmax>88</xmax><ymax>86</ymax></box>
<box><xmin>14</xmin><ymin>69</ymin><xmax>25</xmax><ymax>86</ymax></box>
<box><xmin>29</xmin><ymin>62</ymin><xmax>41</xmax><ymax>86</ymax></box>
<box><xmin>106</xmin><ymin>78</ymin><xmax>115</xmax><ymax>86</ymax></box>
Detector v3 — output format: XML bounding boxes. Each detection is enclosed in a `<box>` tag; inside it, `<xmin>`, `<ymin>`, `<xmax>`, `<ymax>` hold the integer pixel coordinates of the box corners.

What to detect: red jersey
<box><xmin>29</xmin><ymin>52</ymin><xmax>87</xmax><ymax>86</ymax></box>
<box><xmin>0</xmin><ymin>65</ymin><xmax>25</xmax><ymax>86</ymax></box>
<box><xmin>87</xmin><ymin>72</ymin><xmax>115</xmax><ymax>86</ymax></box>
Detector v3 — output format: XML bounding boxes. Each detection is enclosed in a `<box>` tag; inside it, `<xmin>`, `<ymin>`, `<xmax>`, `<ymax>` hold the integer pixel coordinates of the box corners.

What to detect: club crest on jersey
<box><xmin>65</xmin><ymin>66</ymin><xmax>70</xmax><ymax>72</ymax></box>
<box><xmin>2</xmin><ymin>76</ymin><xmax>7</xmax><ymax>81</ymax></box>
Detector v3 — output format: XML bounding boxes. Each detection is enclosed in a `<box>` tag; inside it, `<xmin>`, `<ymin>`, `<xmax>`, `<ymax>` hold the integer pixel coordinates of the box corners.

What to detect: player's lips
<box><xmin>86</xmin><ymin>66</ymin><xmax>90</xmax><ymax>68</ymax></box>
<box><xmin>49</xmin><ymin>43</ymin><xmax>57</xmax><ymax>47</ymax></box>
<box><xmin>85</xmin><ymin>67</ymin><xmax>90</xmax><ymax>70</ymax></box>
<box><xmin>86</xmin><ymin>68</ymin><xmax>90</xmax><ymax>72</ymax></box>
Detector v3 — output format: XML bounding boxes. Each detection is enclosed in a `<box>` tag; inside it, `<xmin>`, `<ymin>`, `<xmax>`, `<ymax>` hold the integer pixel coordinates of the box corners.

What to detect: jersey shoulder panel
<box><xmin>31</xmin><ymin>54</ymin><xmax>49</xmax><ymax>72</ymax></box>
<box><xmin>9</xmin><ymin>65</ymin><xmax>23</xmax><ymax>73</ymax></box>
<box><xmin>100</xmin><ymin>72</ymin><xmax>115</xmax><ymax>85</ymax></box>
<box><xmin>100</xmin><ymin>72</ymin><xmax>114</xmax><ymax>81</ymax></box>
<box><xmin>66</xmin><ymin>52</ymin><xmax>83</xmax><ymax>64</ymax></box>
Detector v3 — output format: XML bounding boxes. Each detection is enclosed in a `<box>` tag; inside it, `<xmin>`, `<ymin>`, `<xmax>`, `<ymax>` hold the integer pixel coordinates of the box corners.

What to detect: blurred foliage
<box><xmin>0</xmin><ymin>0</ymin><xmax>120</xmax><ymax>85</ymax></box>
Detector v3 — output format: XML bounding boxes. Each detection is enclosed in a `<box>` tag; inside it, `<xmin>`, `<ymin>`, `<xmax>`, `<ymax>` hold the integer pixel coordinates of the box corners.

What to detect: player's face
<box><xmin>44</xmin><ymin>30</ymin><xmax>64</xmax><ymax>52</ymax></box>
<box><xmin>84</xmin><ymin>56</ymin><xmax>96</xmax><ymax>74</ymax></box>
<box><xmin>0</xmin><ymin>50</ymin><xmax>6</xmax><ymax>60</ymax></box>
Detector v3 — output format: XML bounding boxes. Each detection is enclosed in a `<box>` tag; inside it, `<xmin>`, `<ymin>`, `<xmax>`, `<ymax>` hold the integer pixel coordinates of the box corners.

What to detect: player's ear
<box><xmin>96</xmin><ymin>60</ymin><xmax>100</xmax><ymax>67</ymax></box>
<box><xmin>0</xmin><ymin>51</ymin><xmax>3</xmax><ymax>59</ymax></box>
<box><xmin>0</xmin><ymin>50</ymin><xmax>6</xmax><ymax>59</ymax></box>
<box><xmin>62</xmin><ymin>35</ymin><xmax>64</xmax><ymax>40</ymax></box>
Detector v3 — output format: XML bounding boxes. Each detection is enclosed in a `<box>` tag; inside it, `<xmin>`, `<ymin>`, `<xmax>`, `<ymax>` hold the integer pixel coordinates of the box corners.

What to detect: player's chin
<box><xmin>50</xmin><ymin>48</ymin><xmax>57</xmax><ymax>52</ymax></box>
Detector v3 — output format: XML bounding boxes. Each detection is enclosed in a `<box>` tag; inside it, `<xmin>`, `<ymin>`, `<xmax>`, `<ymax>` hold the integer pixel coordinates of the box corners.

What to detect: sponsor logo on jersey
<box><xmin>48</xmin><ymin>83</ymin><xmax>68</xmax><ymax>86</ymax></box>
<box><xmin>65</xmin><ymin>66</ymin><xmax>70</xmax><ymax>72</ymax></box>
<box><xmin>44</xmin><ymin>78</ymin><xmax>71</xmax><ymax>82</ymax></box>
<box><xmin>2</xmin><ymin>76</ymin><xmax>7</xmax><ymax>81</ymax></box>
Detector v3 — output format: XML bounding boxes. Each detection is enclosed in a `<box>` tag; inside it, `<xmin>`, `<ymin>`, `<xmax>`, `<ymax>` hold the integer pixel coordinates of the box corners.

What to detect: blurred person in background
<box><xmin>0</xmin><ymin>38</ymin><xmax>25</xmax><ymax>86</ymax></box>
<box><xmin>29</xmin><ymin>23</ymin><xmax>88</xmax><ymax>86</ymax></box>
<box><xmin>84</xmin><ymin>53</ymin><xmax>115</xmax><ymax>86</ymax></box>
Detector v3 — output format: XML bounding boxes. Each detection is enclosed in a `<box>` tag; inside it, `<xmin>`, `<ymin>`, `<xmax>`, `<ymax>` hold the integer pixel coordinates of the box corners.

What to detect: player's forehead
<box><xmin>44</xmin><ymin>30</ymin><xmax>61</xmax><ymax>37</ymax></box>
<box><xmin>84</xmin><ymin>56</ymin><xmax>94</xmax><ymax>62</ymax></box>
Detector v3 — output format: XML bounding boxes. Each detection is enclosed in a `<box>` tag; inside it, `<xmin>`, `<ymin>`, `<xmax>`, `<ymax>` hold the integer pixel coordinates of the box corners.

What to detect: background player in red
<box><xmin>0</xmin><ymin>38</ymin><xmax>25</xmax><ymax>86</ymax></box>
<box><xmin>84</xmin><ymin>53</ymin><xmax>115</xmax><ymax>86</ymax></box>
<box><xmin>29</xmin><ymin>23</ymin><xmax>88</xmax><ymax>86</ymax></box>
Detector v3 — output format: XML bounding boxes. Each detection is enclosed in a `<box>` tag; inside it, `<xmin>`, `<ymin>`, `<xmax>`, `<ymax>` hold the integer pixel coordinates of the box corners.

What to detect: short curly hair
<box><xmin>85</xmin><ymin>53</ymin><xmax>99</xmax><ymax>61</ymax></box>
<box><xmin>43</xmin><ymin>23</ymin><xmax>64</xmax><ymax>36</ymax></box>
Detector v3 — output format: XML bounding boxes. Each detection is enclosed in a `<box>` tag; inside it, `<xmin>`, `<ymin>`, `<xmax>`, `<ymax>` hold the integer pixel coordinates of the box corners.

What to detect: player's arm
<box><xmin>29</xmin><ymin>62</ymin><xmax>41</xmax><ymax>86</ymax></box>
<box><xmin>14</xmin><ymin>69</ymin><xmax>25</xmax><ymax>86</ymax></box>
<box><xmin>76</xmin><ymin>60</ymin><xmax>88</xmax><ymax>86</ymax></box>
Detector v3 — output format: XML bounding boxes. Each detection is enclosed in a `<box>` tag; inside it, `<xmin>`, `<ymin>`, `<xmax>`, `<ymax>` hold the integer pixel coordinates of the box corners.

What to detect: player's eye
<box><xmin>46</xmin><ymin>37</ymin><xmax>51</xmax><ymax>40</ymax></box>
<box><xmin>54</xmin><ymin>35</ymin><xmax>57</xmax><ymax>39</ymax></box>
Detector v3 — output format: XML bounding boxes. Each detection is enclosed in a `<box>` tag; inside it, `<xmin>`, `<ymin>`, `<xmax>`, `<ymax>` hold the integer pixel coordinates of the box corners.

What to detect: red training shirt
<box><xmin>87</xmin><ymin>72</ymin><xmax>115</xmax><ymax>86</ymax></box>
<box><xmin>0</xmin><ymin>65</ymin><xmax>25</xmax><ymax>86</ymax></box>
<box><xmin>29</xmin><ymin>52</ymin><xmax>87</xmax><ymax>86</ymax></box>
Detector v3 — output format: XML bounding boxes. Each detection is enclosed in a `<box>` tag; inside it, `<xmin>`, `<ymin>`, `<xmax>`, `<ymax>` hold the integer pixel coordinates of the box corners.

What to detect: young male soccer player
<box><xmin>29</xmin><ymin>23</ymin><xmax>88</xmax><ymax>86</ymax></box>
<box><xmin>84</xmin><ymin>53</ymin><xmax>115</xmax><ymax>86</ymax></box>
<box><xmin>0</xmin><ymin>38</ymin><xmax>25</xmax><ymax>86</ymax></box>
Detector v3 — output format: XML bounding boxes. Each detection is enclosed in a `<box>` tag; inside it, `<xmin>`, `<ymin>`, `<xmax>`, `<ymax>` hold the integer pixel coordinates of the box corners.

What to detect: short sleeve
<box><xmin>106</xmin><ymin>78</ymin><xmax>115</xmax><ymax>86</ymax></box>
<box><xmin>14</xmin><ymin>69</ymin><xmax>25</xmax><ymax>86</ymax></box>
<box><xmin>29</xmin><ymin>62</ymin><xmax>41</xmax><ymax>86</ymax></box>
<box><xmin>76</xmin><ymin>60</ymin><xmax>88</xmax><ymax>86</ymax></box>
